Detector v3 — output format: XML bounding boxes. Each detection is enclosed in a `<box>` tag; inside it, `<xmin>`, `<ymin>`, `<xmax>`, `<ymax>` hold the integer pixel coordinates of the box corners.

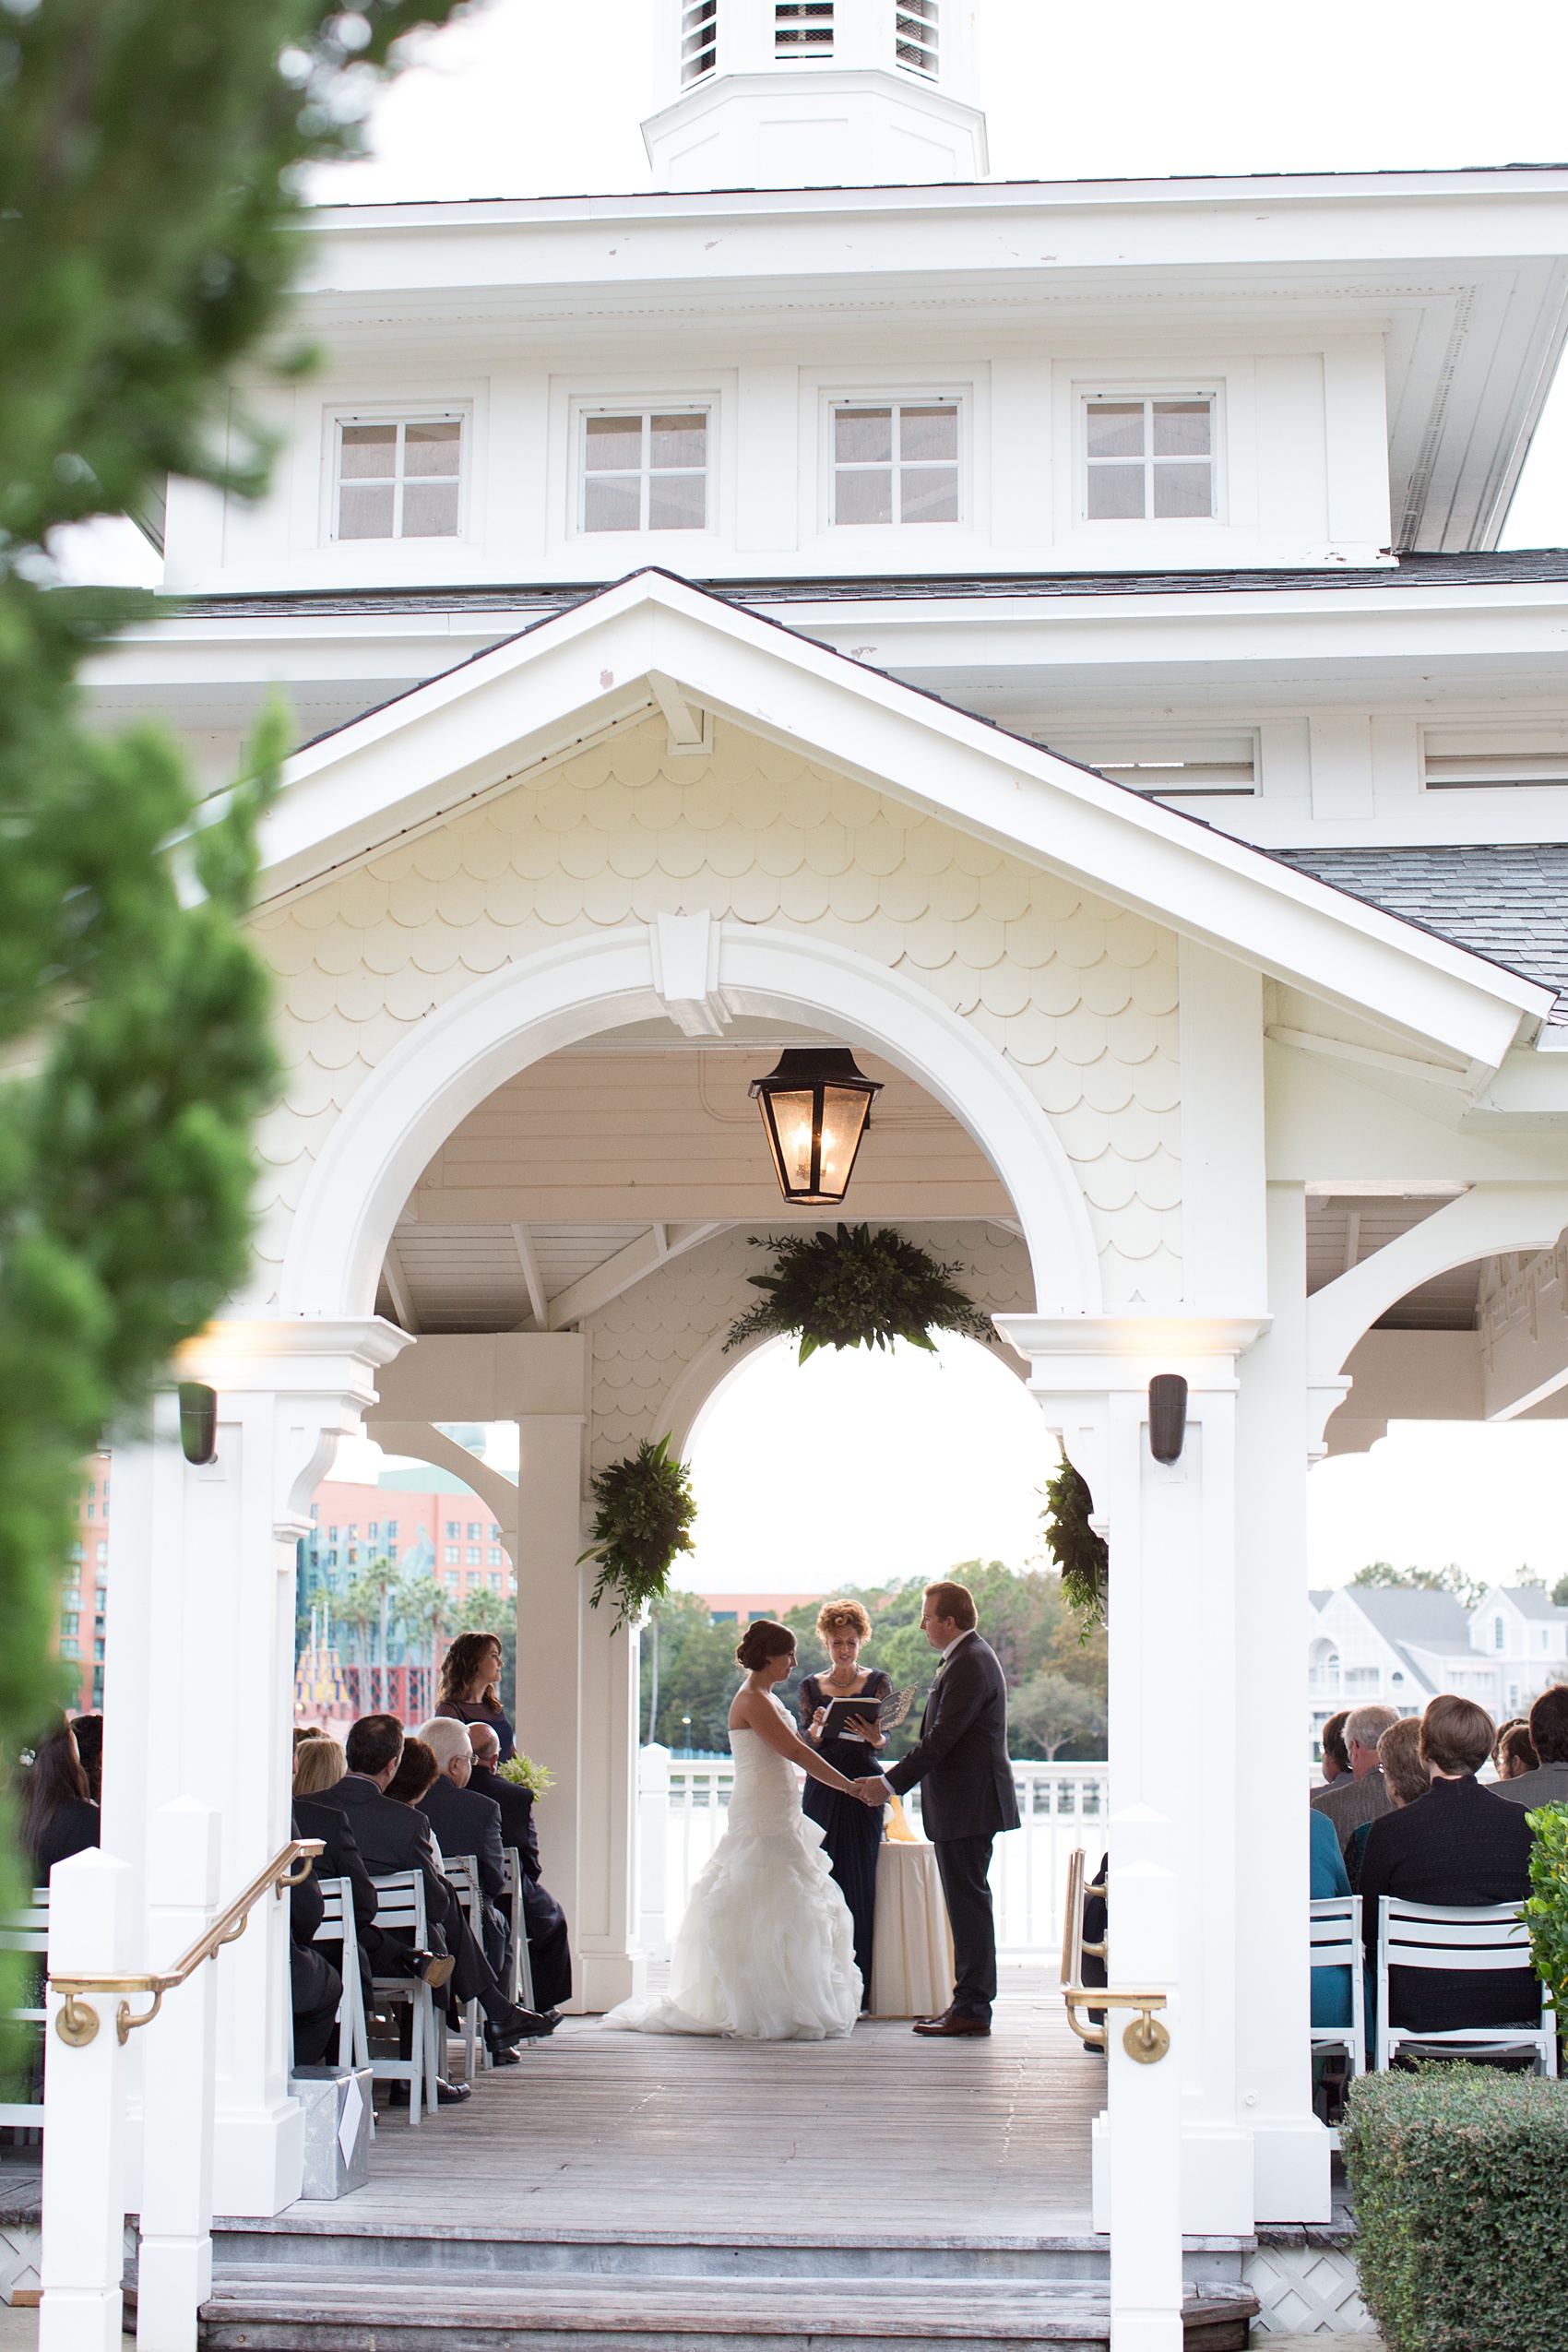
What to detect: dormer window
<box><xmin>833</xmin><ymin>400</ymin><xmax>958</xmax><ymax>525</ymax></box>
<box><xmin>335</xmin><ymin>417</ymin><xmax>462</xmax><ymax>540</ymax></box>
<box><xmin>896</xmin><ymin>1</ymin><xmax>938</xmax><ymax>76</ymax></box>
<box><xmin>1084</xmin><ymin>394</ymin><xmax>1216</xmax><ymax>521</ymax></box>
<box><xmin>581</xmin><ymin>409</ymin><xmax>709</xmax><ymax>532</ymax></box>
<box><xmin>682</xmin><ymin>0</ymin><xmax>717</xmax><ymax>84</ymax></box>
<box><xmin>776</xmin><ymin>3</ymin><xmax>833</xmax><ymax>56</ymax></box>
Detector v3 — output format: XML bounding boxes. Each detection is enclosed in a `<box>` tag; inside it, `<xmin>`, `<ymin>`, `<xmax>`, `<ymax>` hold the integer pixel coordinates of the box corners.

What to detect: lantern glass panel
<box><xmin>766</xmin><ymin>1087</ymin><xmax>820</xmax><ymax>1194</ymax></box>
<box><xmin>817</xmin><ymin>1083</ymin><xmax>872</xmax><ymax>1195</ymax></box>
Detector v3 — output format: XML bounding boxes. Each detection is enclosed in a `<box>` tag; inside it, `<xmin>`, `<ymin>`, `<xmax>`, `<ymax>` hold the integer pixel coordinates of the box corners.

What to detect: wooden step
<box><xmin>196</xmin><ymin>2269</ymin><xmax>1256</xmax><ymax>2352</ymax></box>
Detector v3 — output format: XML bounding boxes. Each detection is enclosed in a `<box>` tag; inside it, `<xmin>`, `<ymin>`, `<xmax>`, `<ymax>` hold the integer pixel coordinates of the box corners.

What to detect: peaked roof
<box><xmin>1343</xmin><ymin>1586</ymin><xmax>1475</xmax><ymax>1652</ymax></box>
<box><xmin>262</xmin><ymin>568</ymin><xmax>1550</xmax><ymax>1072</ymax></box>
<box><xmin>1483</xmin><ymin>1585</ymin><xmax>1568</xmax><ymax>1621</ymax></box>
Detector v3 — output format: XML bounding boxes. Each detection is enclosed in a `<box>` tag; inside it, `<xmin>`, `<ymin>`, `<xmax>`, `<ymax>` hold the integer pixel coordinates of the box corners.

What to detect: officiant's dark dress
<box><xmin>798</xmin><ymin>1670</ymin><xmax>890</xmax><ymax>2004</ymax></box>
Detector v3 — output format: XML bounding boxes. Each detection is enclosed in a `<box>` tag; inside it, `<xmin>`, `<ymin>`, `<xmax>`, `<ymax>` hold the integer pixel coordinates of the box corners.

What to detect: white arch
<box><xmin>281</xmin><ymin>922</ymin><xmax>1103</xmax><ymax>1322</ymax></box>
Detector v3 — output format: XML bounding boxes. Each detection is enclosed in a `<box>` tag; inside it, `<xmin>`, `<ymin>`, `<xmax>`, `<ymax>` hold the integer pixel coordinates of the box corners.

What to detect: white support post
<box><xmin>513</xmin><ymin>1412</ymin><xmax>646</xmax><ymax>2012</ymax></box>
<box><xmin>638</xmin><ymin>1741</ymin><xmax>671</xmax><ymax>1958</ymax></box>
<box><xmin>1104</xmin><ymin>1816</ymin><xmax>1182</xmax><ymax>2352</ymax></box>
<box><xmin>41</xmin><ymin>1850</ymin><xmax>134</xmax><ymax>2352</ymax></box>
<box><xmin>136</xmin><ymin>1801</ymin><xmax>222</xmax><ymax>2352</ymax></box>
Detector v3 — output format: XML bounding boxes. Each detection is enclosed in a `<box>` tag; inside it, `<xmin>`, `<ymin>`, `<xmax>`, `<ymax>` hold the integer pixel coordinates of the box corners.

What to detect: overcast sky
<box><xmin>99</xmin><ymin>0</ymin><xmax>1568</xmax><ymax>1592</ymax></box>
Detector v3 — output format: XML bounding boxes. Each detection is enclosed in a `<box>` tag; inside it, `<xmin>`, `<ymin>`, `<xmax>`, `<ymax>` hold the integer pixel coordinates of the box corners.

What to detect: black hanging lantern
<box><xmin>749</xmin><ymin>1048</ymin><xmax>883</xmax><ymax>1206</ymax></box>
<box><xmin>178</xmin><ymin>1382</ymin><xmax>218</xmax><ymax>1467</ymax></box>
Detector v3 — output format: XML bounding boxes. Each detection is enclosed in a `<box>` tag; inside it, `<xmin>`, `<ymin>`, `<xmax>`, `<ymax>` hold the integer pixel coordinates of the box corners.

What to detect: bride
<box><xmin>604</xmin><ymin>1619</ymin><xmax>872</xmax><ymax>2039</ymax></box>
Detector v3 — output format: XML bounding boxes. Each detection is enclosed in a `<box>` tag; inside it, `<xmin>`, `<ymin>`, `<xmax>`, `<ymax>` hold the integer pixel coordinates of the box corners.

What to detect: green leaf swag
<box><xmin>1042</xmin><ymin>1459</ymin><xmax>1110</xmax><ymax>1626</ymax></box>
<box><xmin>725</xmin><ymin>1224</ymin><xmax>994</xmax><ymax>1363</ymax></box>
<box><xmin>580</xmin><ymin>1436</ymin><xmax>698</xmax><ymax>1631</ymax></box>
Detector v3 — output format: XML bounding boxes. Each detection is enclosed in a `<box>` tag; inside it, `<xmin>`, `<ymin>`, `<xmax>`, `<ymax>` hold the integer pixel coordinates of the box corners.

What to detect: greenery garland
<box><xmin>725</xmin><ymin>1224</ymin><xmax>994</xmax><ymax>1363</ymax></box>
<box><xmin>1042</xmin><ymin>1458</ymin><xmax>1109</xmax><ymax>1626</ymax></box>
<box><xmin>579</xmin><ymin>1435</ymin><xmax>697</xmax><ymax>1632</ymax></box>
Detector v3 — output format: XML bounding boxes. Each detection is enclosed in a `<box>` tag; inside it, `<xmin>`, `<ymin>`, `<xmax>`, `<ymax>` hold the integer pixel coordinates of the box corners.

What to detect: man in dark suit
<box><xmin>338</xmin><ymin>1715</ymin><xmax>548</xmax><ymax>2087</ymax></box>
<box><xmin>1359</xmin><ymin>1693</ymin><xmax>1535</xmax><ymax>2037</ymax></box>
<box><xmin>469</xmin><ymin>1722</ymin><xmax>574</xmax><ymax>2016</ymax></box>
<box><xmin>857</xmin><ymin>1579</ymin><xmax>1020</xmax><ymax>2038</ymax></box>
<box><xmin>1311</xmin><ymin>1704</ymin><xmax>1398</xmax><ymax>1855</ymax></box>
<box><xmin>1490</xmin><ymin>1682</ymin><xmax>1568</xmax><ymax>1812</ymax></box>
<box><xmin>291</xmin><ymin>1782</ymin><xmax>382</xmax><ymax>2056</ymax></box>
<box><xmin>416</xmin><ymin>1718</ymin><xmax>509</xmax><ymax>1977</ymax></box>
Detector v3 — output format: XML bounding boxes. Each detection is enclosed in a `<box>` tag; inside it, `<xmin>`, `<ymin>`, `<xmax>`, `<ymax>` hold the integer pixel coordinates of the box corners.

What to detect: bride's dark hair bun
<box><xmin>735</xmin><ymin>1619</ymin><xmax>796</xmax><ymax>1671</ymax></box>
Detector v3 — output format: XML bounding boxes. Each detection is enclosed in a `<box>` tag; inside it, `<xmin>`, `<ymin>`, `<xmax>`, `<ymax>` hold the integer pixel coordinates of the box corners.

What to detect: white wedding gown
<box><xmin>604</xmin><ymin>1705</ymin><xmax>862</xmax><ymax>2040</ymax></box>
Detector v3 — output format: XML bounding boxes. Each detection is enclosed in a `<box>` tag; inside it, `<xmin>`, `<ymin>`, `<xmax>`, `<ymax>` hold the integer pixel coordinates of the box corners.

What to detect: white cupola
<box><xmin>642</xmin><ymin>0</ymin><xmax>988</xmax><ymax>191</ymax></box>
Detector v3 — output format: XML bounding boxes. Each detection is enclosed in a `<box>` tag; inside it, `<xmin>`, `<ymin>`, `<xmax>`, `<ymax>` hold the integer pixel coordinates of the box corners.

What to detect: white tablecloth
<box><xmin>869</xmin><ymin>1840</ymin><xmax>954</xmax><ymax>2017</ymax></box>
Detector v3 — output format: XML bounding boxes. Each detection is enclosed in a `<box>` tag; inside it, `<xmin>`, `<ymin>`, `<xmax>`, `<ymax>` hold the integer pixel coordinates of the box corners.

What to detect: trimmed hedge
<box><xmin>1342</xmin><ymin>2067</ymin><xmax>1568</xmax><ymax>2351</ymax></box>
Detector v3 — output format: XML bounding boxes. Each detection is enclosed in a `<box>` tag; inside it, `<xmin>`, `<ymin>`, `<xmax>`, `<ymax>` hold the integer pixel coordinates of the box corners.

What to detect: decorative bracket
<box><xmin>650</xmin><ymin>910</ymin><xmax>731</xmax><ymax>1039</ymax></box>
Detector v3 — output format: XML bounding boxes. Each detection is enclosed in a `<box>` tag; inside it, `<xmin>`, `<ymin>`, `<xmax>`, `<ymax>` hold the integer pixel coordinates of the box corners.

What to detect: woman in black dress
<box><xmin>22</xmin><ymin>1717</ymin><xmax>100</xmax><ymax>1884</ymax></box>
<box><xmin>798</xmin><ymin>1599</ymin><xmax>888</xmax><ymax>2007</ymax></box>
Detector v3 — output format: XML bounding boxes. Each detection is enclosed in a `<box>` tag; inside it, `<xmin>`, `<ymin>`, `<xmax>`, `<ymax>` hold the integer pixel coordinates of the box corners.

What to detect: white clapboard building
<box><xmin>69</xmin><ymin>3</ymin><xmax>1568</xmax><ymax>2340</ymax></box>
<box><xmin>1310</xmin><ymin>1580</ymin><xmax>1568</xmax><ymax>1752</ymax></box>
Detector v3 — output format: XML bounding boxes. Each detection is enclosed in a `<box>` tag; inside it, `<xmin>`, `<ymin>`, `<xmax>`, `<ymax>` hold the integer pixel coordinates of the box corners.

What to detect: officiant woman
<box><xmin>799</xmin><ymin>1599</ymin><xmax>889</xmax><ymax>2004</ymax></box>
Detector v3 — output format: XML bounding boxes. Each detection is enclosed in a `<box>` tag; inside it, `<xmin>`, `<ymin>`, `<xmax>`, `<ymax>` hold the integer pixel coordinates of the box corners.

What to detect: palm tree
<box><xmin>398</xmin><ymin>1570</ymin><xmax>448</xmax><ymax>1721</ymax></box>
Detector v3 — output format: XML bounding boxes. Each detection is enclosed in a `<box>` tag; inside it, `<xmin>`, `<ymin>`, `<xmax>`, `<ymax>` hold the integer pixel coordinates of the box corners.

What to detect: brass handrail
<box><xmin>50</xmin><ymin>1837</ymin><xmax>324</xmax><ymax>2048</ymax></box>
<box><xmin>1060</xmin><ymin>1846</ymin><xmax>1170</xmax><ymax>2066</ymax></box>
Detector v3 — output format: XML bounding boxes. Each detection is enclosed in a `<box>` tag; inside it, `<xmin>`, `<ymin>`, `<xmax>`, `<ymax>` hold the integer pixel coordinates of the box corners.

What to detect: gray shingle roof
<box><xmin>1494</xmin><ymin>1586</ymin><xmax>1568</xmax><ymax>1620</ymax></box>
<box><xmin>1268</xmin><ymin>844</ymin><xmax>1568</xmax><ymax>1020</ymax></box>
<box><xmin>1344</xmin><ymin>1586</ymin><xmax>1475</xmax><ymax>1652</ymax></box>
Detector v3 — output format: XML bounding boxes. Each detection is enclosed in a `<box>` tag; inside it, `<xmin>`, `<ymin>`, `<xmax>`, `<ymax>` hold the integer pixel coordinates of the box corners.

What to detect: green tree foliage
<box><xmin>0</xmin><ymin>0</ymin><xmax>468</xmax><ymax>1870</ymax></box>
<box><xmin>1008</xmin><ymin>1670</ymin><xmax>1108</xmax><ymax>1762</ymax></box>
<box><xmin>638</xmin><ymin>1562</ymin><xmax>1107</xmax><ymax>1762</ymax></box>
<box><xmin>1522</xmin><ymin>1800</ymin><xmax>1568</xmax><ymax>2017</ymax></box>
<box><xmin>1554</xmin><ymin>1574</ymin><xmax>1568</xmax><ymax>1610</ymax></box>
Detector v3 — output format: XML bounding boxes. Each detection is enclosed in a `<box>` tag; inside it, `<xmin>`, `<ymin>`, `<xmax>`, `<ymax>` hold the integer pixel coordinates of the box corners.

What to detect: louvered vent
<box><xmin>895</xmin><ymin>0</ymin><xmax>938</xmax><ymax>76</ymax></box>
<box><xmin>681</xmin><ymin>0</ymin><xmax>718</xmax><ymax>84</ymax></box>
<box><xmin>776</xmin><ymin>3</ymin><xmax>834</xmax><ymax>57</ymax></box>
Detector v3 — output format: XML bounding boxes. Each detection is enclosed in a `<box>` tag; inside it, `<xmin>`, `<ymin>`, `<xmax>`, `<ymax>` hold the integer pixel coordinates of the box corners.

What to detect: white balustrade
<box><xmin>642</xmin><ymin>1750</ymin><xmax>1108</xmax><ymax>1955</ymax></box>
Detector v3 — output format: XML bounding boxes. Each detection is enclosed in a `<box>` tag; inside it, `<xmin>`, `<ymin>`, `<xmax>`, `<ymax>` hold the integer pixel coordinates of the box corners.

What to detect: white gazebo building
<box><xmin>53</xmin><ymin>6</ymin><xmax>1568</xmax><ymax>2347</ymax></box>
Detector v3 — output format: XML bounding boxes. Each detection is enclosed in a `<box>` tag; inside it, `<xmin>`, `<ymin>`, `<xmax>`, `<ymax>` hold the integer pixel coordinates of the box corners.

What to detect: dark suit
<box><xmin>332</xmin><ymin>1773</ymin><xmax>516</xmax><ymax>2025</ymax></box>
<box><xmin>1358</xmin><ymin>1775</ymin><xmax>1536</xmax><ymax>2035</ymax></box>
<box><xmin>469</xmin><ymin>1764</ymin><xmax>540</xmax><ymax>1880</ymax></box>
<box><xmin>289</xmin><ymin>1815</ymin><xmax>343</xmax><ymax>2068</ymax></box>
<box><xmin>467</xmin><ymin>1764</ymin><xmax>571</xmax><ymax>2012</ymax></box>
<box><xmin>884</xmin><ymin>1632</ymin><xmax>1020</xmax><ymax>2021</ymax></box>
<box><xmin>421</xmin><ymin>1776</ymin><xmax>509</xmax><ymax>1974</ymax></box>
<box><xmin>1312</xmin><ymin>1768</ymin><xmax>1392</xmax><ymax>1857</ymax></box>
<box><xmin>1489</xmin><ymin>1759</ymin><xmax>1568</xmax><ymax>1810</ymax></box>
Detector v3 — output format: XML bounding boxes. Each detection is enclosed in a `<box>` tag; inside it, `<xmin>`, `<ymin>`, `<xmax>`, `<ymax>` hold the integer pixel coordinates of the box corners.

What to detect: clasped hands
<box><xmin>848</xmin><ymin>1777</ymin><xmax>885</xmax><ymax>1807</ymax></box>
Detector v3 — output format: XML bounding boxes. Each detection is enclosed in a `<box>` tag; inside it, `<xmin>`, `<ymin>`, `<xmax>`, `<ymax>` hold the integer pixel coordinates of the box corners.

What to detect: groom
<box><xmin>854</xmin><ymin>1579</ymin><xmax>1020</xmax><ymax>2038</ymax></box>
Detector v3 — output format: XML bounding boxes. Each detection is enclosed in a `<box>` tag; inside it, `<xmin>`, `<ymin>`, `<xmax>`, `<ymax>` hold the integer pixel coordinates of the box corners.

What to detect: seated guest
<box><xmin>1318</xmin><ymin>1710</ymin><xmax>1351</xmax><ymax>1790</ymax></box>
<box><xmin>1489</xmin><ymin>1682</ymin><xmax>1568</xmax><ymax>1809</ymax></box>
<box><xmin>1359</xmin><ymin>1693</ymin><xmax>1534</xmax><ymax>2039</ymax></box>
<box><xmin>1493</xmin><ymin>1719</ymin><xmax>1538</xmax><ymax>1782</ymax></box>
<box><xmin>71</xmin><ymin>1714</ymin><xmax>104</xmax><ymax>1804</ymax></box>
<box><xmin>1310</xmin><ymin>1806</ymin><xmax>1352</xmax><ymax>2029</ymax></box>
<box><xmin>435</xmin><ymin>1632</ymin><xmax>516</xmax><ymax>1763</ymax></box>
<box><xmin>290</xmin><ymin>1812</ymin><xmax>343</xmax><ymax>2067</ymax></box>
<box><xmin>23</xmin><ymin>1718</ymin><xmax>100</xmax><ymax>1883</ymax></box>
<box><xmin>1311</xmin><ymin>1704</ymin><xmax>1399</xmax><ymax>1854</ymax></box>
<box><xmin>335</xmin><ymin>1716</ymin><xmax>549</xmax><ymax>2090</ymax></box>
<box><xmin>416</xmin><ymin>1721</ymin><xmax>508</xmax><ymax>1974</ymax></box>
<box><xmin>386</xmin><ymin>1738</ymin><xmax>440</xmax><ymax>1811</ymax></box>
<box><xmin>291</xmin><ymin>1734</ymin><xmax>381</xmax><ymax>2051</ymax></box>
<box><xmin>1346</xmin><ymin>1717</ymin><xmax>1428</xmax><ymax>1891</ymax></box>
<box><xmin>468</xmin><ymin>1723</ymin><xmax>573</xmax><ymax>2018</ymax></box>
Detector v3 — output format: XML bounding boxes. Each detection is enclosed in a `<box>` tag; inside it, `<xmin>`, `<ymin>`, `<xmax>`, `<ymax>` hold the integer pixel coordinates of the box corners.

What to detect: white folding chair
<box><xmin>313</xmin><ymin>1875</ymin><xmax>371</xmax><ymax>2077</ymax></box>
<box><xmin>1374</xmin><ymin>1896</ymin><xmax>1558</xmax><ymax>2074</ymax></box>
<box><xmin>0</xmin><ymin>1888</ymin><xmax>49</xmax><ymax>2135</ymax></box>
<box><xmin>501</xmin><ymin>1846</ymin><xmax>538</xmax><ymax>2013</ymax></box>
<box><xmin>441</xmin><ymin>1856</ymin><xmax>486</xmax><ymax>2082</ymax></box>
<box><xmin>368</xmin><ymin>1871</ymin><xmax>443</xmax><ymax>2124</ymax></box>
<box><xmin>1309</xmin><ymin>1895</ymin><xmax>1365</xmax><ymax>2082</ymax></box>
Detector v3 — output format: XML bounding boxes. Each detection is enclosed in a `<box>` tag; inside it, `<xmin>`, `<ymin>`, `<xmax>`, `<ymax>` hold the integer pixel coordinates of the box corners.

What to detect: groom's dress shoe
<box><xmin>914</xmin><ymin>2010</ymin><xmax>991</xmax><ymax>2037</ymax></box>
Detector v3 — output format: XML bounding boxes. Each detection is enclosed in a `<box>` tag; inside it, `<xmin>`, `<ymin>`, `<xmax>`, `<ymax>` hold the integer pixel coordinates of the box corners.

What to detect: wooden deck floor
<box><xmin>274</xmin><ymin>1964</ymin><xmax>1101</xmax><ymax>2242</ymax></box>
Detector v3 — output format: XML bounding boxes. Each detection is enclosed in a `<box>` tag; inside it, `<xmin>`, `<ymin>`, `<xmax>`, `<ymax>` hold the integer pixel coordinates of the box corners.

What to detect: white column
<box><xmin>513</xmin><ymin>1413</ymin><xmax>646</xmax><ymax>2012</ymax></box>
<box><xmin>1234</xmin><ymin>1188</ymin><xmax>1332</xmax><ymax>2221</ymax></box>
<box><xmin>102</xmin><ymin>1317</ymin><xmax>410</xmax><ymax>2217</ymax></box>
<box><xmin>41</xmin><ymin>1851</ymin><xmax>133</xmax><ymax>2352</ymax></box>
<box><xmin>136</xmin><ymin>1801</ymin><xmax>221</xmax><ymax>2352</ymax></box>
<box><xmin>998</xmin><ymin>1319</ymin><xmax>1268</xmax><ymax>2263</ymax></box>
<box><xmin>638</xmin><ymin>1741</ymin><xmax>671</xmax><ymax>1957</ymax></box>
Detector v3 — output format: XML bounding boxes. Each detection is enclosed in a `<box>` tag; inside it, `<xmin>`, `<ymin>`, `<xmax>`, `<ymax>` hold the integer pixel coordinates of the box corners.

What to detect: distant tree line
<box><xmin>639</xmin><ymin>1561</ymin><xmax>1107</xmax><ymax>1762</ymax></box>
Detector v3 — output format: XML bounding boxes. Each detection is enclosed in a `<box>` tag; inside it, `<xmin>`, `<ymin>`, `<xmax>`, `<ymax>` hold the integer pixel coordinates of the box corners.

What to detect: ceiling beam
<box><xmin>510</xmin><ymin>1222</ymin><xmax>549</xmax><ymax>1329</ymax></box>
<box><xmin>381</xmin><ymin>1241</ymin><xmax>422</xmax><ymax>1335</ymax></box>
<box><xmin>542</xmin><ymin>1220</ymin><xmax>728</xmax><ymax>1331</ymax></box>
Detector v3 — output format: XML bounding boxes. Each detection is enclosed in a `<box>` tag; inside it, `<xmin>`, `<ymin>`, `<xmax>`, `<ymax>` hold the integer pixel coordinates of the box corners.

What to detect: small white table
<box><xmin>869</xmin><ymin>1839</ymin><xmax>954</xmax><ymax>2018</ymax></box>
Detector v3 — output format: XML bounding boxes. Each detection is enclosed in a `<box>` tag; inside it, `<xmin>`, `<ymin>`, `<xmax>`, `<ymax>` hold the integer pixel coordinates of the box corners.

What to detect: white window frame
<box><xmin>823</xmin><ymin>391</ymin><xmax>967</xmax><ymax>531</ymax></box>
<box><xmin>327</xmin><ymin>406</ymin><xmax>470</xmax><ymax>545</ymax></box>
<box><xmin>1077</xmin><ymin>387</ymin><xmax>1222</xmax><ymax>527</ymax></box>
<box><xmin>572</xmin><ymin>398</ymin><xmax>716</xmax><ymax>539</ymax></box>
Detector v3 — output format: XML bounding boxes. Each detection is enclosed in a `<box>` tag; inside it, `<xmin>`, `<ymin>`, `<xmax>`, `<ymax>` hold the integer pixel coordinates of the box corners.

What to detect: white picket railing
<box><xmin>638</xmin><ymin>1747</ymin><xmax>1107</xmax><ymax>1957</ymax></box>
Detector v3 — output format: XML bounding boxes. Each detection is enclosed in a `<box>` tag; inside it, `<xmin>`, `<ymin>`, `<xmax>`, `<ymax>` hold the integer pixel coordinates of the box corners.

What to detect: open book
<box><xmin>820</xmin><ymin>1686</ymin><xmax>915</xmax><ymax>1740</ymax></box>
